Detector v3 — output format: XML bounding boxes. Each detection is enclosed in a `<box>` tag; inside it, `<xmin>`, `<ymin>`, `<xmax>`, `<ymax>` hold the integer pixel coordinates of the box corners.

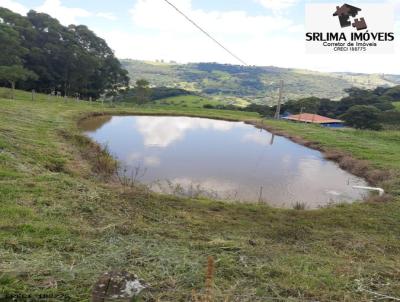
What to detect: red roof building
<box><xmin>283</xmin><ymin>113</ymin><xmax>344</xmax><ymax>127</ymax></box>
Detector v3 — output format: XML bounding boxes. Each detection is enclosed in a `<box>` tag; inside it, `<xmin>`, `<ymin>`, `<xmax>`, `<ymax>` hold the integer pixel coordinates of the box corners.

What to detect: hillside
<box><xmin>121</xmin><ymin>59</ymin><xmax>400</xmax><ymax>105</ymax></box>
<box><xmin>1</xmin><ymin>88</ymin><xmax>400</xmax><ymax>300</ymax></box>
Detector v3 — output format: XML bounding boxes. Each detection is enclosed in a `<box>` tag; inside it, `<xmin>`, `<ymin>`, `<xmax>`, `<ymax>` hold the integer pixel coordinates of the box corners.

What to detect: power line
<box><xmin>162</xmin><ymin>0</ymin><xmax>248</xmax><ymax>66</ymax></box>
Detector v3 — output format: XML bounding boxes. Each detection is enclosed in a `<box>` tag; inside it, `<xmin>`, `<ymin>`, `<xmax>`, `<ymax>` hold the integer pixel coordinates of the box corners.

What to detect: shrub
<box><xmin>379</xmin><ymin>110</ymin><xmax>400</xmax><ymax>125</ymax></box>
<box><xmin>341</xmin><ymin>105</ymin><xmax>383</xmax><ymax>130</ymax></box>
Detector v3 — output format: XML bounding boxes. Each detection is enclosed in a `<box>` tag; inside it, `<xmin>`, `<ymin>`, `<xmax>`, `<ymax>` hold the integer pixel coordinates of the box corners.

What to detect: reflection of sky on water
<box><xmin>83</xmin><ymin>115</ymin><xmax>368</xmax><ymax>208</ymax></box>
<box><xmin>135</xmin><ymin>116</ymin><xmax>238</xmax><ymax>147</ymax></box>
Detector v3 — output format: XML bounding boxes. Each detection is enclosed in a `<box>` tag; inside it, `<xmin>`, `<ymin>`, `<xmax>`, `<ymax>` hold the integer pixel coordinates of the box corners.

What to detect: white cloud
<box><xmin>96</xmin><ymin>12</ymin><xmax>117</xmax><ymax>21</ymax></box>
<box><xmin>0</xmin><ymin>0</ymin><xmax>28</xmax><ymax>15</ymax></box>
<box><xmin>100</xmin><ymin>0</ymin><xmax>294</xmax><ymax>64</ymax></box>
<box><xmin>256</xmin><ymin>0</ymin><xmax>299</xmax><ymax>11</ymax></box>
<box><xmin>1</xmin><ymin>0</ymin><xmax>399</xmax><ymax>74</ymax></box>
<box><xmin>1</xmin><ymin>0</ymin><xmax>118</xmax><ymax>24</ymax></box>
<box><xmin>130</xmin><ymin>0</ymin><xmax>292</xmax><ymax>35</ymax></box>
<box><xmin>98</xmin><ymin>0</ymin><xmax>400</xmax><ymax>74</ymax></box>
<box><xmin>35</xmin><ymin>0</ymin><xmax>91</xmax><ymax>25</ymax></box>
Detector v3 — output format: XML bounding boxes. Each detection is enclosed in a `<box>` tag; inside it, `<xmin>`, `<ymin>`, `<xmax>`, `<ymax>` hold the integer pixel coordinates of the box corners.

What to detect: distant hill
<box><xmin>121</xmin><ymin>59</ymin><xmax>400</xmax><ymax>105</ymax></box>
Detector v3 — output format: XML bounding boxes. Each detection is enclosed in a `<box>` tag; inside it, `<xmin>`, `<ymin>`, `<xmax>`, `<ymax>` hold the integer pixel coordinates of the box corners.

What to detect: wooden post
<box><xmin>11</xmin><ymin>81</ymin><xmax>15</xmax><ymax>100</ymax></box>
<box><xmin>31</xmin><ymin>90</ymin><xmax>35</xmax><ymax>101</ymax></box>
<box><xmin>274</xmin><ymin>80</ymin><xmax>284</xmax><ymax>119</ymax></box>
<box><xmin>258</xmin><ymin>186</ymin><xmax>263</xmax><ymax>203</ymax></box>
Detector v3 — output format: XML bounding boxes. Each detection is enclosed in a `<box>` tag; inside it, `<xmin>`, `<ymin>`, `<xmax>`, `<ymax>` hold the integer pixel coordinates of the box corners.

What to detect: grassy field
<box><xmin>154</xmin><ymin>95</ymin><xmax>250</xmax><ymax>109</ymax></box>
<box><xmin>394</xmin><ymin>102</ymin><xmax>400</xmax><ymax>111</ymax></box>
<box><xmin>155</xmin><ymin>95</ymin><xmax>223</xmax><ymax>108</ymax></box>
<box><xmin>1</xmin><ymin>88</ymin><xmax>400</xmax><ymax>301</ymax></box>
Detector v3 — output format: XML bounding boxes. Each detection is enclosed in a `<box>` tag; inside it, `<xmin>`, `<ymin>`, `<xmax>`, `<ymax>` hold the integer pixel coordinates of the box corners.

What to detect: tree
<box><xmin>244</xmin><ymin>103</ymin><xmax>273</xmax><ymax>117</ymax></box>
<box><xmin>0</xmin><ymin>65</ymin><xmax>37</xmax><ymax>99</ymax></box>
<box><xmin>282</xmin><ymin>97</ymin><xmax>322</xmax><ymax>115</ymax></box>
<box><xmin>341</xmin><ymin>105</ymin><xmax>382</xmax><ymax>130</ymax></box>
<box><xmin>0</xmin><ymin>23</ymin><xmax>27</xmax><ymax>66</ymax></box>
<box><xmin>134</xmin><ymin>79</ymin><xmax>151</xmax><ymax>104</ymax></box>
<box><xmin>383</xmin><ymin>85</ymin><xmax>400</xmax><ymax>101</ymax></box>
<box><xmin>0</xmin><ymin>8</ymin><xmax>130</xmax><ymax>99</ymax></box>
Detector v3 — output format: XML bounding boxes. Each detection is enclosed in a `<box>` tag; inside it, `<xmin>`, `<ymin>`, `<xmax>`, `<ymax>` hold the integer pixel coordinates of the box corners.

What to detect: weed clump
<box><xmin>293</xmin><ymin>202</ymin><xmax>306</xmax><ymax>210</ymax></box>
<box><xmin>63</xmin><ymin>131</ymin><xmax>117</xmax><ymax>178</ymax></box>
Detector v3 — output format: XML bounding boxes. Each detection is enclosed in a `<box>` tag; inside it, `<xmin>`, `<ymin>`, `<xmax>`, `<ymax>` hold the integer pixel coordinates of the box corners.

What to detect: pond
<box><xmin>81</xmin><ymin>115</ymin><xmax>368</xmax><ymax>208</ymax></box>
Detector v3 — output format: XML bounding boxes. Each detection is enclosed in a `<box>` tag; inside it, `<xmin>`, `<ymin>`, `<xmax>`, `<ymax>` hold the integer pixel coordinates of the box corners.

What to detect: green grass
<box><xmin>394</xmin><ymin>102</ymin><xmax>400</xmax><ymax>111</ymax></box>
<box><xmin>1</xmin><ymin>87</ymin><xmax>400</xmax><ymax>301</ymax></box>
<box><xmin>154</xmin><ymin>95</ymin><xmax>251</xmax><ymax>109</ymax></box>
<box><xmin>263</xmin><ymin>120</ymin><xmax>400</xmax><ymax>171</ymax></box>
<box><xmin>155</xmin><ymin>95</ymin><xmax>223</xmax><ymax>108</ymax></box>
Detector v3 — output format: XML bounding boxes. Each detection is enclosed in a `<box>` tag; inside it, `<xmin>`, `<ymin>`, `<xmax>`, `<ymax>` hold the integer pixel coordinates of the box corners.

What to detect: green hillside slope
<box><xmin>121</xmin><ymin>60</ymin><xmax>400</xmax><ymax>105</ymax></box>
<box><xmin>1</xmin><ymin>88</ymin><xmax>400</xmax><ymax>300</ymax></box>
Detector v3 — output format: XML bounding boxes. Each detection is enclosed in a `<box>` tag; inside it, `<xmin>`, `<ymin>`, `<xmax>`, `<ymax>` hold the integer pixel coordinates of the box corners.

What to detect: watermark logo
<box><xmin>305</xmin><ymin>3</ymin><xmax>395</xmax><ymax>54</ymax></box>
<box><xmin>333</xmin><ymin>4</ymin><xmax>367</xmax><ymax>31</ymax></box>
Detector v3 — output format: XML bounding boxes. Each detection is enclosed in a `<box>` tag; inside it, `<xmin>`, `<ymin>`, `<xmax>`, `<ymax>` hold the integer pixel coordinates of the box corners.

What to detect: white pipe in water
<box><xmin>352</xmin><ymin>186</ymin><xmax>385</xmax><ymax>196</ymax></box>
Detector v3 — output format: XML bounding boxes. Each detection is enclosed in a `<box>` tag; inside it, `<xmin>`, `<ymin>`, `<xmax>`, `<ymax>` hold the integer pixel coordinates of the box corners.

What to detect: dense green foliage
<box><xmin>118</xmin><ymin>85</ymin><xmax>193</xmax><ymax>104</ymax></box>
<box><xmin>132</xmin><ymin>79</ymin><xmax>151</xmax><ymax>104</ymax></box>
<box><xmin>121</xmin><ymin>59</ymin><xmax>400</xmax><ymax>104</ymax></box>
<box><xmin>341</xmin><ymin>105</ymin><xmax>383</xmax><ymax>130</ymax></box>
<box><xmin>204</xmin><ymin>103</ymin><xmax>274</xmax><ymax>117</ymax></box>
<box><xmin>280</xmin><ymin>86</ymin><xmax>400</xmax><ymax>129</ymax></box>
<box><xmin>0</xmin><ymin>8</ymin><xmax>129</xmax><ymax>99</ymax></box>
<box><xmin>0</xmin><ymin>65</ymin><xmax>37</xmax><ymax>98</ymax></box>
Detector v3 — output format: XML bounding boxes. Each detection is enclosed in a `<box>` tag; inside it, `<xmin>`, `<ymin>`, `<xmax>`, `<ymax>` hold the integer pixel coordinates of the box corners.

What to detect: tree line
<box><xmin>0</xmin><ymin>7</ymin><xmax>129</xmax><ymax>99</ymax></box>
<box><xmin>280</xmin><ymin>86</ymin><xmax>400</xmax><ymax>130</ymax></box>
<box><xmin>117</xmin><ymin>79</ymin><xmax>193</xmax><ymax>104</ymax></box>
<box><xmin>204</xmin><ymin>86</ymin><xmax>400</xmax><ymax>130</ymax></box>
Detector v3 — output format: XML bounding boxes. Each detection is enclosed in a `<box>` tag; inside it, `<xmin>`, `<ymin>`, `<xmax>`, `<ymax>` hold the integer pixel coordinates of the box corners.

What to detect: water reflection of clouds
<box><xmin>171</xmin><ymin>177</ymin><xmax>237</xmax><ymax>192</ymax></box>
<box><xmin>157</xmin><ymin>176</ymin><xmax>241</xmax><ymax>200</ymax></box>
<box><xmin>285</xmin><ymin>157</ymin><xmax>364</xmax><ymax>205</ymax></box>
<box><xmin>242</xmin><ymin>131</ymin><xmax>273</xmax><ymax>146</ymax></box>
<box><xmin>108</xmin><ymin>116</ymin><xmax>125</xmax><ymax>126</ymax></box>
<box><xmin>134</xmin><ymin>116</ymin><xmax>238</xmax><ymax>148</ymax></box>
<box><xmin>125</xmin><ymin>152</ymin><xmax>161</xmax><ymax>167</ymax></box>
<box><xmin>144</xmin><ymin>156</ymin><xmax>160</xmax><ymax>167</ymax></box>
<box><xmin>84</xmin><ymin>115</ymin><xmax>369</xmax><ymax>208</ymax></box>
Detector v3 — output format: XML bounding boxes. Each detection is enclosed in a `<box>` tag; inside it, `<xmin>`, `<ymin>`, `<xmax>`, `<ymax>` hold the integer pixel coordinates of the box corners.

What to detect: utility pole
<box><xmin>274</xmin><ymin>80</ymin><xmax>284</xmax><ymax>119</ymax></box>
<box><xmin>299</xmin><ymin>106</ymin><xmax>305</xmax><ymax>121</ymax></box>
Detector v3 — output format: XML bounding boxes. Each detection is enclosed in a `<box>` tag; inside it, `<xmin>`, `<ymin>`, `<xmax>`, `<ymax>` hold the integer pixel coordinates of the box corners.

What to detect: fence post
<box><xmin>31</xmin><ymin>90</ymin><xmax>35</xmax><ymax>101</ymax></box>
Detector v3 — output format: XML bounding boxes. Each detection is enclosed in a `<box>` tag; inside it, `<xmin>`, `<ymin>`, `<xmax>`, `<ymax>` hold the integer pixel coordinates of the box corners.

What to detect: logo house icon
<box><xmin>333</xmin><ymin>4</ymin><xmax>367</xmax><ymax>31</ymax></box>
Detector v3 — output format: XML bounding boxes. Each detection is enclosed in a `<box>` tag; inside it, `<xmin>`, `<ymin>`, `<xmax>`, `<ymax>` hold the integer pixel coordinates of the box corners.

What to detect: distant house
<box><xmin>283</xmin><ymin>113</ymin><xmax>344</xmax><ymax>128</ymax></box>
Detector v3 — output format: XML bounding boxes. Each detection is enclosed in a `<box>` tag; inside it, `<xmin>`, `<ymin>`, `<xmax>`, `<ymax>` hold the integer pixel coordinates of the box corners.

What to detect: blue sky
<box><xmin>1</xmin><ymin>0</ymin><xmax>399</xmax><ymax>73</ymax></box>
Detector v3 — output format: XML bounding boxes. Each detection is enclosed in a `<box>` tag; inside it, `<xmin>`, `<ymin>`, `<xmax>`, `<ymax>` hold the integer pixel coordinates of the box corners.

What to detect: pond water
<box><xmin>81</xmin><ymin>115</ymin><xmax>368</xmax><ymax>208</ymax></box>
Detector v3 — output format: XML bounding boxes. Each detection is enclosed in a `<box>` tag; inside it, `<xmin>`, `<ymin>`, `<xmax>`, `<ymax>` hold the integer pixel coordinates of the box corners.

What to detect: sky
<box><xmin>0</xmin><ymin>0</ymin><xmax>399</xmax><ymax>74</ymax></box>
